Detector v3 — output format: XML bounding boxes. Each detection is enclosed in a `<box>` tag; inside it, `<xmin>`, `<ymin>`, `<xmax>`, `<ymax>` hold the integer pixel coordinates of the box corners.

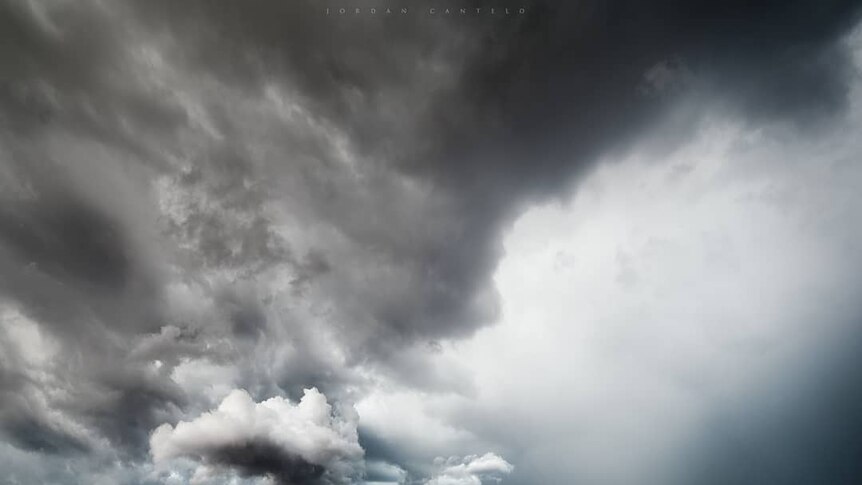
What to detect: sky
<box><xmin>1</xmin><ymin>1</ymin><xmax>862</xmax><ymax>484</ymax></box>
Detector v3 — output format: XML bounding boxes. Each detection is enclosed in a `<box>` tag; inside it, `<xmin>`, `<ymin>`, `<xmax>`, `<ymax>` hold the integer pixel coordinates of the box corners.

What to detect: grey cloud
<box><xmin>0</xmin><ymin>193</ymin><xmax>133</xmax><ymax>291</ymax></box>
<box><xmin>1</xmin><ymin>415</ymin><xmax>90</xmax><ymax>456</ymax></box>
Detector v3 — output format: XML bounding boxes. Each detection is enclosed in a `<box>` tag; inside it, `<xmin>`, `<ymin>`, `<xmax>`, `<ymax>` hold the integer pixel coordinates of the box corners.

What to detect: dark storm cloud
<box><xmin>123</xmin><ymin>0</ymin><xmax>862</xmax><ymax>345</ymax></box>
<box><xmin>199</xmin><ymin>441</ymin><xmax>326</xmax><ymax>485</ymax></box>
<box><xmin>1</xmin><ymin>0</ymin><xmax>861</xmax><ymax>482</ymax></box>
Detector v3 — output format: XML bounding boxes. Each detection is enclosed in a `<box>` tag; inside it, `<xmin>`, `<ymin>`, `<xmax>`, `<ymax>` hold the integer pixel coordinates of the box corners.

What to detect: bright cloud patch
<box><xmin>439</xmin><ymin>94</ymin><xmax>862</xmax><ymax>484</ymax></box>
<box><xmin>426</xmin><ymin>453</ymin><xmax>514</xmax><ymax>485</ymax></box>
<box><xmin>150</xmin><ymin>388</ymin><xmax>363</xmax><ymax>484</ymax></box>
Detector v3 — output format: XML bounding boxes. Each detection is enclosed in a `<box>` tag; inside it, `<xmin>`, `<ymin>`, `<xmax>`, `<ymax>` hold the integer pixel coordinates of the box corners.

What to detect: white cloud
<box><xmin>363</xmin><ymin>460</ymin><xmax>408</xmax><ymax>484</ymax></box>
<box><xmin>150</xmin><ymin>388</ymin><xmax>363</xmax><ymax>484</ymax></box>
<box><xmin>426</xmin><ymin>453</ymin><xmax>514</xmax><ymax>485</ymax></box>
<box><xmin>356</xmin><ymin>389</ymin><xmax>476</xmax><ymax>462</ymax></box>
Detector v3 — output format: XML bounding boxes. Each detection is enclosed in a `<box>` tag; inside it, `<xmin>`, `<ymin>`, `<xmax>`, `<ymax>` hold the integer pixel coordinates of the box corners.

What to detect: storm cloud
<box><xmin>1</xmin><ymin>0</ymin><xmax>862</xmax><ymax>483</ymax></box>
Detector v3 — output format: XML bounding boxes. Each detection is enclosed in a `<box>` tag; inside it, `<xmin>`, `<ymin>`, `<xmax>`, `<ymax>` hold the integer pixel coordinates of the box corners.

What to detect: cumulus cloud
<box><xmin>150</xmin><ymin>388</ymin><xmax>363</xmax><ymax>484</ymax></box>
<box><xmin>426</xmin><ymin>453</ymin><xmax>514</xmax><ymax>485</ymax></box>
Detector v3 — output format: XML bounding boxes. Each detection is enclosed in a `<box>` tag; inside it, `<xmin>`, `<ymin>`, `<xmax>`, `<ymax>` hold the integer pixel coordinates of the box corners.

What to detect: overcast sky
<box><xmin>2</xmin><ymin>1</ymin><xmax>862</xmax><ymax>484</ymax></box>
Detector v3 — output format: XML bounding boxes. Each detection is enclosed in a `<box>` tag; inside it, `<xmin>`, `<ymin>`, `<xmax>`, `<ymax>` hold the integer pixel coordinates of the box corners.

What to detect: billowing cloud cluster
<box><xmin>426</xmin><ymin>453</ymin><xmax>513</xmax><ymax>485</ymax></box>
<box><xmin>1</xmin><ymin>0</ymin><xmax>862</xmax><ymax>483</ymax></box>
<box><xmin>151</xmin><ymin>388</ymin><xmax>362</xmax><ymax>484</ymax></box>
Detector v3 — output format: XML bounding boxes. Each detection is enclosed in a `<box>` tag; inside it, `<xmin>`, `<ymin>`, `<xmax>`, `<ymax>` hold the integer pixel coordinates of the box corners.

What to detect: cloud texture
<box><xmin>1</xmin><ymin>0</ymin><xmax>862</xmax><ymax>483</ymax></box>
